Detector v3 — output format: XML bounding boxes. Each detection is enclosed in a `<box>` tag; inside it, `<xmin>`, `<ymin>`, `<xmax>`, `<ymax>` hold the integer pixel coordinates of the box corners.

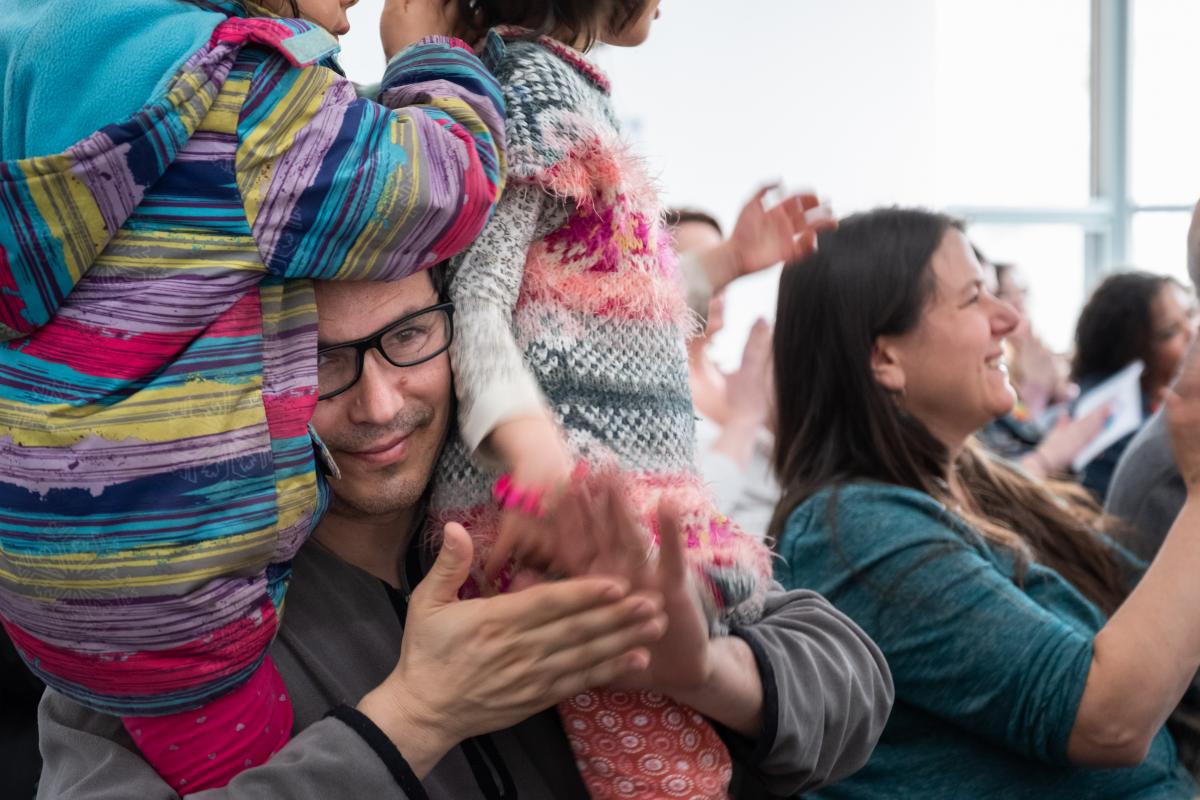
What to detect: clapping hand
<box><xmin>727</xmin><ymin>185</ymin><xmax>836</xmax><ymax>279</ymax></box>
<box><xmin>553</xmin><ymin>472</ymin><xmax>714</xmax><ymax>693</ymax></box>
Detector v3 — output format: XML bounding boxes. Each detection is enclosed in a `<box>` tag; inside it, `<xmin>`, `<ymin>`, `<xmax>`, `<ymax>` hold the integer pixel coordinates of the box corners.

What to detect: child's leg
<box><xmin>561</xmin><ymin>689</ymin><xmax>732</xmax><ymax>800</ymax></box>
<box><xmin>122</xmin><ymin>655</ymin><xmax>292</xmax><ymax>793</ymax></box>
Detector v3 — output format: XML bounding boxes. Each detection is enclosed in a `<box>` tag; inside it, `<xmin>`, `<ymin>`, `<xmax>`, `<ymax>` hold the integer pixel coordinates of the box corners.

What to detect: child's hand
<box><xmin>484</xmin><ymin>415</ymin><xmax>577</xmax><ymax>583</ymax></box>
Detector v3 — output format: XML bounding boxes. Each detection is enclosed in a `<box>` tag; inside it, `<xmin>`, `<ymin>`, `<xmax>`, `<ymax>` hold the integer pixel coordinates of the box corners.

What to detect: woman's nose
<box><xmin>990</xmin><ymin>295</ymin><xmax>1021</xmax><ymax>337</ymax></box>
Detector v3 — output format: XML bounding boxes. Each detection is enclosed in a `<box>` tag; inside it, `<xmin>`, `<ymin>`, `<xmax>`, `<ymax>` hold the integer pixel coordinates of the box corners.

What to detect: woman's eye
<box><xmin>1157</xmin><ymin>325</ymin><xmax>1181</xmax><ymax>341</ymax></box>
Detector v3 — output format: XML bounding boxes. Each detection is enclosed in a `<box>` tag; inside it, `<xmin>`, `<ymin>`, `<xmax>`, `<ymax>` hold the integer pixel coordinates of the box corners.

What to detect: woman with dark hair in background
<box><xmin>769</xmin><ymin>207</ymin><xmax>1200</xmax><ymax>798</ymax></box>
<box><xmin>1071</xmin><ymin>271</ymin><xmax>1197</xmax><ymax>500</ymax></box>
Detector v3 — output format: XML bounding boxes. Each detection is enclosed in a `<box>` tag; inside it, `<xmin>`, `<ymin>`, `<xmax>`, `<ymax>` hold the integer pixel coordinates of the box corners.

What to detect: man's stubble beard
<box><xmin>322</xmin><ymin>404</ymin><xmax>444</xmax><ymax>518</ymax></box>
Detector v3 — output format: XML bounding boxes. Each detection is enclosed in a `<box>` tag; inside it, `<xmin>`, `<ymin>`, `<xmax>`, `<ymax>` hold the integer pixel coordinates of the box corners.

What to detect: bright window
<box><xmin>1130</xmin><ymin>211</ymin><xmax>1193</xmax><ymax>285</ymax></box>
<box><xmin>1130</xmin><ymin>0</ymin><xmax>1200</xmax><ymax>207</ymax></box>
<box><xmin>933</xmin><ymin>0</ymin><xmax>1092</xmax><ymax>209</ymax></box>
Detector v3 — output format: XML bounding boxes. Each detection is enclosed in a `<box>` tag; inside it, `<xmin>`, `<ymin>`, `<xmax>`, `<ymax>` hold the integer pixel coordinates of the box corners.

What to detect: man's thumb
<box><xmin>423</xmin><ymin>522</ymin><xmax>474</xmax><ymax>604</ymax></box>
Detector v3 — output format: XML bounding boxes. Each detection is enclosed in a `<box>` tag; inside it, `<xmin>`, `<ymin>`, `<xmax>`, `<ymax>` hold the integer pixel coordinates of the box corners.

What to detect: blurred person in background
<box><xmin>994</xmin><ymin>261</ymin><xmax>1077</xmax><ymax>418</ymax></box>
<box><xmin>1071</xmin><ymin>271</ymin><xmax>1198</xmax><ymax>501</ymax></box>
<box><xmin>667</xmin><ymin>194</ymin><xmax>800</xmax><ymax>540</ymax></box>
<box><xmin>975</xmin><ymin>249</ymin><xmax>1110</xmax><ymax>481</ymax></box>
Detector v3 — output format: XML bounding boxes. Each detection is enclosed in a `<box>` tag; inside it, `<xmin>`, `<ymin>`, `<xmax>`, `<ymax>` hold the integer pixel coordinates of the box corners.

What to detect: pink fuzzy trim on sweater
<box><xmin>512</xmin><ymin>130</ymin><xmax>692</xmax><ymax>326</ymax></box>
<box><xmin>517</xmin><ymin>237</ymin><xmax>689</xmax><ymax>327</ymax></box>
<box><xmin>429</xmin><ymin>469</ymin><xmax>774</xmax><ymax>607</ymax></box>
<box><xmin>529</xmin><ymin>121</ymin><xmax>657</xmax><ymax>212</ymax></box>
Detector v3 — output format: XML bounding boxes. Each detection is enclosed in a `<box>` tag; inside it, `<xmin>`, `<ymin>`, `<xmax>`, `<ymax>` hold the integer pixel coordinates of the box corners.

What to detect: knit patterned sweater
<box><xmin>0</xmin><ymin>1</ymin><xmax>505</xmax><ymax>716</ymax></box>
<box><xmin>433</xmin><ymin>31</ymin><xmax>770</xmax><ymax>627</ymax></box>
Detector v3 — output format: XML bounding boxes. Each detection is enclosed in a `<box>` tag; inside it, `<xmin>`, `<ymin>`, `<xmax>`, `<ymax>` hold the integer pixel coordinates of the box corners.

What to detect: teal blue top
<box><xmin>775</xmin><ymin>482</ymin><xmax>1197</xmax><ymax>799</ymax></box>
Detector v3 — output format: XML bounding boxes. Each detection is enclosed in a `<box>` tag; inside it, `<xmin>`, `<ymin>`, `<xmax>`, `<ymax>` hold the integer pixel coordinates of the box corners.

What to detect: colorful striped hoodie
<box><xmin>0</xmin><ymin>0</ymin><xmax>504</xmax><ymax>716</ymax></box>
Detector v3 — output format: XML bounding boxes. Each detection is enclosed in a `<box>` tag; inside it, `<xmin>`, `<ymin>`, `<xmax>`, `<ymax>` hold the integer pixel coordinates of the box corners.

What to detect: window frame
<box><xmin>947</xmin><ymin>0</ymin><xmax>1192</xmax><ymax>297</ymax></box>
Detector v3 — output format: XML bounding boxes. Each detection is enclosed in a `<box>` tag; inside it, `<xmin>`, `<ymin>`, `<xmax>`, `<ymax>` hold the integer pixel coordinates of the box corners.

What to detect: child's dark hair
<box><xmin>268</xmin><ymin>0</ymin><xmax>302</xmax><ymax>16</ymax></box>
<box><xmin>452</xmin><ymin>0</ymin><xmax>650</xmax><ymax>49</ymax></box>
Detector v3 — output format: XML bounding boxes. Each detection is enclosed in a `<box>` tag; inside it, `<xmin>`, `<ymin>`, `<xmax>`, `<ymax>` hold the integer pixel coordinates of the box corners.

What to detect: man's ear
<box><xmin>871</xmin><ymin>337</ymin><xmax>906</xmax><ymax>395</ymax></box>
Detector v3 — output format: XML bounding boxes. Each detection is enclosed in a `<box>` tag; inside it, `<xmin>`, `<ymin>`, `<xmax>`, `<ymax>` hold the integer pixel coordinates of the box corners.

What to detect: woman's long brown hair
<box><xmin>768</xmin><ymin>208</ymin><xmax>1129</xmax><ymax>615</ymax></box>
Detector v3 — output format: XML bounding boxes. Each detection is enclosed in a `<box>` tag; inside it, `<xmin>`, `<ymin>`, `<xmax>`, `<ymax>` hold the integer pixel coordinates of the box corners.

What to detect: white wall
<box><xmin>338</xmin><ymin>1</ymin><xmax>946</xmax><ymax>367</ymax></box>
<box><xmin>590</xmin><ymin>1</ymin><xmax>942</xmax><ymax>367</ymax></box>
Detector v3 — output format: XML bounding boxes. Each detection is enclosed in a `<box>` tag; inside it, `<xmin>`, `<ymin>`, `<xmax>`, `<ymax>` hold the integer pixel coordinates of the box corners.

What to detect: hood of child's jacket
<box><xmin>0</xmin><ymin>0</ymin><xmax>228</xmax><ymax>340</ymax></box>
<box><xmin>0</xmin><ymin>0</ymin><xmax>226</xmax><ymax>161</ymax></box>
<box><xmin>0</xmin><ymin>0</ymin><xmax>227</xmax><ymax>340</ymax></box>
<box><xmin>0</xmin><ymin>0</ymin><xmax>343</xmax><ymax>341</ymax></box>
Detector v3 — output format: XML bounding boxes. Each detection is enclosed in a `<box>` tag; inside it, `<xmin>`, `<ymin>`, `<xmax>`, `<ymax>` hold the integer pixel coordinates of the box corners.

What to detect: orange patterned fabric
<box><xmin>563</xmin><ymin>690</ymin><xmax>732</xmax><ymax>799</ymax></box>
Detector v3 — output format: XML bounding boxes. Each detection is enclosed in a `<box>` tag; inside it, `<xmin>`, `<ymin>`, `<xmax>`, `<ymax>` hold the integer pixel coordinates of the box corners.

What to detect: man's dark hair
<box><xmin>663</xmin><ymin>207</ymin><xmax>723</xmax><ymax>238</ymax></box>
<box><xmin>429</xmin><ymin>262</ymin><xmax>450</xmax><ymax>302</ymax></box>
<box><xmin>451</xmin><ymin>0</ymin><xmax>651</xmax><ymax>49</ymax></box>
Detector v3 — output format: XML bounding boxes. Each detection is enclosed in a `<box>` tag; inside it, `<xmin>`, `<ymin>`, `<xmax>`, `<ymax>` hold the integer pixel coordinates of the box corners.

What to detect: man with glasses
<box><xmin>34</xmin><ymin>268</ymin><xmax>892</xmax><ymax>799</ymax></box>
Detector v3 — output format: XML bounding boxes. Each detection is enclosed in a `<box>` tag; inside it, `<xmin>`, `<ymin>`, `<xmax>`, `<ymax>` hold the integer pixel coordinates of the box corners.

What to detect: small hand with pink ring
<box><xmin>483</xmin><ymin>413</ymin><xmax>579</xmax><ymax>585</ymax></box>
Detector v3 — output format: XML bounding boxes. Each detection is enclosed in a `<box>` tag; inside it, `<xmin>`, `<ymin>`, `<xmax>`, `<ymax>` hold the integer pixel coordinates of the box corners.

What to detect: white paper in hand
<box><xmin>1070</xmin><ymin>360</ymin><xmax>1145</xmax><ymax>472</ymax></box>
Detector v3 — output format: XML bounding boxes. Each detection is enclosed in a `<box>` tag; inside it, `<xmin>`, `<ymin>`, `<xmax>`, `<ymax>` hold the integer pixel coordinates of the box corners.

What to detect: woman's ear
<box><xmin>871</xmin><ymin>337</ymin><xmax>906</xmax><ymax>395</ymax></box>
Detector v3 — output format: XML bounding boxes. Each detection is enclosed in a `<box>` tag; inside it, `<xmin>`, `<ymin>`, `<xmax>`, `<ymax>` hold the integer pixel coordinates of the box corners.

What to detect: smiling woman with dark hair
<box><xmin>769</xmin><ymin>207</ymin><xmax>1200</xmax><ymax>798</ymax></box>
<box><xmin>1071</xmin><ymin>271</ymin><xmax>1197</xmax><ymax>499</ymax></box>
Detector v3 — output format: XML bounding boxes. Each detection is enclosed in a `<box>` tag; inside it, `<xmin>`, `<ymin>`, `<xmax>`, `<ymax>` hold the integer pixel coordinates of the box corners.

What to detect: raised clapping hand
<box><xmin>356</xmin><ymin>522</ymin><xmax>667</xmax><ymax>778</ymax></box>
<box><xmin>729</xmin><ymin>185</ymin><xmax>835</xmax><ymax>278</ymax></box>
<box><xmin>696</xmin><ymin>185</ymin><xmax>837</xmax><ymax>297</ymax></box>
<box><xmin>713</xmin><ymin>317</ymin><xmax>774</xmax><ymax>466</ymax></box>
<box><xmin>1022</xmin><ymin>403</ymin><xmax>1111</xmax><ymax>478</ymax></box>
<box><xmin>1170</xmin><ymin>198</ymin><xmax>1200</xmax><ymax>489</ymax></box>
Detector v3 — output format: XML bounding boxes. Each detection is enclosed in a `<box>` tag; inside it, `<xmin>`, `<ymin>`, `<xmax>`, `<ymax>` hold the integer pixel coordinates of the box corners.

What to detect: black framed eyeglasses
<box><xmin>316</xmin><ymin>302</ymin><xmax>454</xmax><ymax>401</ymax></box>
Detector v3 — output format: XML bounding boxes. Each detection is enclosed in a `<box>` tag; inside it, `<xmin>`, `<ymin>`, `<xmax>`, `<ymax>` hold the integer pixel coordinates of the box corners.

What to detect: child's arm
<box><xmin>449</xmin><ymin>183</ymin><xmax>573</xmax><ymax>471</ymax></box>
<box><xmin>237</xmin><ymin>37</ymin><xmax>506</xmax><ymax>281</ymax></box>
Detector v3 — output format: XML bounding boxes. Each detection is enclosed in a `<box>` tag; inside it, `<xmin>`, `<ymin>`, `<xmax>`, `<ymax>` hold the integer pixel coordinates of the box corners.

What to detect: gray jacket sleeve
<box><xmin>1105</xmin><ymin>411</ymin><xmax>1186</xmax><ymax>563</ymax></box>
<box><xmin>36</xmin><ymin>692</ymin><xmax>415</xmax><ymax>800</ymax></box>
<box><xmin>728</xmin><ymin>586</ymin><xmax>894</xmax><ymax>797</ymax></box>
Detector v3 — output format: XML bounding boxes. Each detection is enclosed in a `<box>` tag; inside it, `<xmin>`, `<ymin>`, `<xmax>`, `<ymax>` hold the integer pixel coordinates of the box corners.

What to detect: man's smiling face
<box><xmin>310</xmin><ymin>273</ymin><xmax>452</xmax><ymax>519</ymax></box>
